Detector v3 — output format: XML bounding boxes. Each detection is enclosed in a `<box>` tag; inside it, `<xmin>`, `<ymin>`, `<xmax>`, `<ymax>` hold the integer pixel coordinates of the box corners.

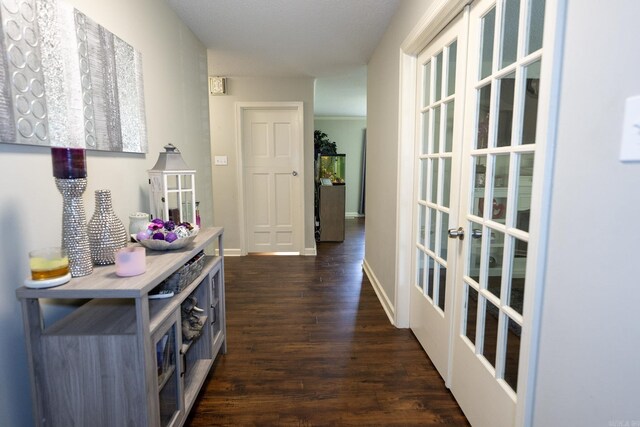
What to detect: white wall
<box><xmin>207</xmin><ymin>73</ymin><xmax>316</xmax><ymax>253</ymax></box>
<box><xmin>533</xmin><ymin>1</ymin><xmax>640</xmax><ymax>424</ymax></box>
<box><xmin>365</xmin><ymin>0</ymin><xmax>436</xmax><ymax>312</ymax></box>
<box><xmin>314</xmin><ymin>117</ymin><xmax>366</xmax><ymax>216</ymax></box>
<box><xmin>0</xmin><ymin>1</ymin><xmax>211</xmax><ymax>425</ymax></box>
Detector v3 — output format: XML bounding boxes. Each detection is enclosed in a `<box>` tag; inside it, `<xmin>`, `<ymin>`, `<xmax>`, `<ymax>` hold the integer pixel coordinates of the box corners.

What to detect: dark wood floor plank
<box><xmin>186</xmin><ymin>218</ymin><xmax>469</xmax><ymax>426</ymax></box>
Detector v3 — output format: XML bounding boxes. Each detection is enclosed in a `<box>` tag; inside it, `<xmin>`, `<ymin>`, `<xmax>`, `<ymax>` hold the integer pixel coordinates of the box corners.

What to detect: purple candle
<box><xmin>51</xmin><ymin>147</ymin><xmax>87</xmax><ymax>179</ymax></box>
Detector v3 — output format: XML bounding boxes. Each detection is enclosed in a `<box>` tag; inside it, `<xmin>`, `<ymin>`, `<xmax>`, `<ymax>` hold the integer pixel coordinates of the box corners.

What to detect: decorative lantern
<box><xmin>148</xmin><ymin>144</ymin><xmax>197</xmax><ymax>225</ymax></box>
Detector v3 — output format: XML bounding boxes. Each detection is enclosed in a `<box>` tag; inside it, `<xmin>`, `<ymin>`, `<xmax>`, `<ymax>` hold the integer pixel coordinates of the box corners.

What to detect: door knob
<box><xmin>292</xmin><ymin>171</ymin><xmax>298</xmax><ymax>176</ymax></box>
<box><xmin>471</xmin><ymin>229</ymin><xmax>482</xmax><ymax>239</ymax></box>
<box><xmin>448</xmin><ymin>227</ymin><xmax>464</xmax><ymax>240</ymax></box>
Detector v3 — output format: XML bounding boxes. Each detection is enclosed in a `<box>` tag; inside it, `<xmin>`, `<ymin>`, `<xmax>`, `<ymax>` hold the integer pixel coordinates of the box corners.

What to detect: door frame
<box><xmin>395</xmin><ymin>0</ymin><xmax>567</xmax><ymax>425</ymax></box>
<box><xmin>235</xmin><ymin>101</ymin><xmax>305</xmax><ymax>255</ymax></box>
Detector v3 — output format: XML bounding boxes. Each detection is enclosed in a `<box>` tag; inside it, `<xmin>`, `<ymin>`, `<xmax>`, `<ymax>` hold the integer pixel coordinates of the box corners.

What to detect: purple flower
<box><xmin>152</xmin><ymin>232</ymin><xmax>165</xmax><ymax>240</ymax></box>
<box><xmin>151</xmin><ymin>218</ymin><xmax>164</xmax><ymax>225</ymax></box>
<box><xmin>163</xmin><ymin>220</ymin><xmax>175</xmax><ymax>231</ymax></box>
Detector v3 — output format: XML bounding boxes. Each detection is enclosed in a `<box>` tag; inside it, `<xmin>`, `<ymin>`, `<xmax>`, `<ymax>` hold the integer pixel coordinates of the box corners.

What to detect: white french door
<box><xmin>409</xmin><ymin>0</ymin><xmax>554</xmax><ymax>425</ymax></box>
<box><xmin>409</xmin><ymin>10</ymin><xmax>468</xmax><ymax>383</ymax></box>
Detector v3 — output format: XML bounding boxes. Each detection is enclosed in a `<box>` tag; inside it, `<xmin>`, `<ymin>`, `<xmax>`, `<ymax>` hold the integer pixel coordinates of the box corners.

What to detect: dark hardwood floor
<box><xmin>186</xmin><ymin>218</ymin><xmax>469</xmax><ymax>426</ymax></box>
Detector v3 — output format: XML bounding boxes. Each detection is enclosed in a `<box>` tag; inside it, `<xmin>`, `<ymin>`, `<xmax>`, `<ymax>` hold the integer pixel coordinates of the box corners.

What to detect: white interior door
<box><xmin>409</xmin><ymin>10</ymin><xmax>468</xmax><ymax>384</ymax></box>
<box><xmin>240</xmin><ymin>104</ymin><xmax>303</xmax><ymax>254</ymax></box>
<box><xmin>449</xmin><ymin>0</ymin><xmax>548</xmax><ymax>426</ymax></box>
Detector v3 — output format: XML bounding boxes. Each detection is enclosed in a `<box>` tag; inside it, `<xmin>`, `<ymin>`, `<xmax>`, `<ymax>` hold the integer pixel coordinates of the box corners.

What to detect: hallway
<box><xmin>187</xmin><ymin>218</ymin><xmax>468</xmax><ymax>426</ymax></box>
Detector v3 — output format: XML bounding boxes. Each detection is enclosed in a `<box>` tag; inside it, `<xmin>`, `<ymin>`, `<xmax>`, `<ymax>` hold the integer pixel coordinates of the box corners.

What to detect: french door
<box><xmin>409</xmin><ymin>10</ymin><xmax>468</xmax><ymax>383</ymax></box>
<box><xmin>410</xmin><ymin>0</ymin><xmax>552</xmax><ymax>425</ymax></box>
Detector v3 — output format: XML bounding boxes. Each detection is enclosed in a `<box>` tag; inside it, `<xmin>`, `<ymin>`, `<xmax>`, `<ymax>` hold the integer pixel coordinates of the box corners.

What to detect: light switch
<box><xmin>620</xmin><ymin>95</ymin><xmax>640</xmax><ymax>162</ymax></box>
<box><xmin>214</xmin><ymin>156</ymin><xmax>228</xmax><ymax>166</ymax></box>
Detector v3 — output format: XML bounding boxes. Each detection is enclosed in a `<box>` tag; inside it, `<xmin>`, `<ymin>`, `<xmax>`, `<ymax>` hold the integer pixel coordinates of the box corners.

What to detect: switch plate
<box><xmin>214</xmin><ymin>156</ymin><xmax>228</xmax><ymax>166</ymax></box>
<box><xmin>620</xmin><ymin>95</ymin><xmax>640</xmax><ymax>162</ymax></box>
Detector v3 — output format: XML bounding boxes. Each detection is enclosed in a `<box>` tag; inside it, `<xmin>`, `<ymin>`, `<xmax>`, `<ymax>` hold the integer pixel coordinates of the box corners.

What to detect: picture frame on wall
<box><xmin>0</xmin><ymin>0</ymin><xmax>147</xmax><ymax>153</ymax></box>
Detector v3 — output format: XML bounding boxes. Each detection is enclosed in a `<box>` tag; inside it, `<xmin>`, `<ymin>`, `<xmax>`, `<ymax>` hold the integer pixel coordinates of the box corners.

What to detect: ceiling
<box><xmin>165</xmin><ymin>0</ymin><xmax>400</xmax><ymax>117</ymax></box>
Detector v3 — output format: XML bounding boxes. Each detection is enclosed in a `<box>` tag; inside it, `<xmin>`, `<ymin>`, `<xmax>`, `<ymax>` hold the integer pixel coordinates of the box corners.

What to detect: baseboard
<box><xmin>362</xmin><ymin>258</ymin><xmax>396</xmax><ymax>326</ymax></box>
<box><xmin>220</xmin><ymin>248</ymin><xmax>242</xmax><ymax>256</ymax></box>
<box><xmin>220</xmin><ymin>248</ymin><xmax>315</xmax><ymax>256</ymax></box>
<box><xmin>345</xmin><ymin>212</ymin><xmax>365</xmax><ymax>219</ymax></box>
<box><xmin>302</xmin><ymin>245</ymin><xmax>317</xmax><ymax>256</ymax></box>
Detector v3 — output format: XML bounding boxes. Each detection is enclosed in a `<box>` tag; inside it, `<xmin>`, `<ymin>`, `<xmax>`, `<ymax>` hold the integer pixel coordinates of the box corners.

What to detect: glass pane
<box><xmin>477</xmin><ymin>84</ymin><xmax>492</xmax><ymax>149</ymax></box>
<box><xmin>435</xmin><ymin>51</ymin><xmax>443</xmax><ymax>101</ymax></box>
<box><xmin>527</xmin><ymin>0</ymin><xmax>546</xmax><ymax>54</ymax></box>
<box><xmin>465</xmin><ymin>285</ymin><xmax>479</xmax><ymax>345</ymax></box>
<box><xmin>442</xmin><ymin>157</ymin><xmax>452</xmax><ymax>208</ymax></box>
<box><xmin>157</xmin><ymin>325</ymin><xmax>178</xmax><ymax>426</ymax></box>
<box><xmin>167</xmin><ymin>192</ymin><xmax>181</xmax><ymax>223</ymax></box>
<box><xmin>166</xmin><ymin>175</ymin><xmax>178</xmax><ymax>190</ymax></box>
<box><xmin>180</xmin><ymin>174</ymin><xmax>193</xmax><ymax>189</ymax></box>
<box><xmin>501</xmin><ymin>0</ymin><xmax>521</xmax><ymax>69</ymax></box>
<box><xmin>496</xmin><ymin>73</ymin><xmax>516</xmax><ymax>147</ymax></box>
<box><xmin>433</xmin><ymin>105</ymin><xmax>442</xmax><ymax>153</ymax></box>
<box><xmin>516</xmin><ymin>152</ymin><xmax>534</xmax><ymax>231</ymax></box>
<box><xmin>438</xmin><ymin>265</ymin><xmax>447</xmax><ymax>310</ymax></box>
<box><xmin>480</xmin><ymin>7</ymin><xmax>496</xmax><ymax>79</ymax></box>
<box><xmin>423</xmin><ymin>61</ymin><xmax>432</xmax><ymax>107</ymax></box>
<box><xmin>428</xmin><ymin>208</ymin><xmax>437</xmax><ymax>253</ymax></box>
<box><xmin>427</xmin><ymin>255</ymin><xmax>435</xmax><ymax>300</ymax></box>
<box><xmin>487</xmin><ymin>229</ymin><xmax>505</xmax><ymax>298</ymax></box>
<box><xmin>447</xmin><ymin>40</ymin><xmax>457</xmax><ymax>96</ymax></box>
<box><xmin>420</xmin><ymin>159</ymin><xmax>428</xmax><ymax>200</ymax></box>
<box><xmin>468</xmin><ymin>222</ymin><xmax>483</xmax><ymax>284</ymax></box>
<box><xmin>439</xmin><ymin>211</ymin><xmax>449</xmax><ymax>260</ymax></box>
<box><xmin>416</xmin><ymin>250</ymin><xmax>425</xmax><ymax>292</ymax></box>
<box><xmin>522</xmin><ymin>60</ymin><xmax>541</xmax><ymax>145</ymax></box>
<box><xmin>504</xmin><ymin>316</ymin><xmax>521</xmax><ymax>392</ymax></box>
<box><xmin>444</xmin><ymin>101</ymin><xmax>455</xmax><ymax>152</ymax></box>
<box><xmin>509</xmin><ymin>239</ymin><xmax>528</xmax><ymax>315</ymax></box>
<box><xmin>418</xmin><ymin>204</ymin><xmax>427</xmax><ymax>247</ymax></box>
<box><xmin>492</xmin><ymin>154</ymin><xmax>510</xmax><ymax>224</ymax></box>
<box><xmin>472</xmin><ymin>156</ymin><xmax>487</xmax><ymax>217</ymax></box>
<box><xmin>421</xmin><ymin>110</ymin><xmax>430</xmax><ymax>154</ymax></box>
<box><xmin>430</xmin><ymin>159</ymin><xmax>439</xmax><ymax>203</ymax></box>
<box><xmin>483</xmin><ymin>298</ymin><xmax>499</xmax><ymax>368</ymax></box>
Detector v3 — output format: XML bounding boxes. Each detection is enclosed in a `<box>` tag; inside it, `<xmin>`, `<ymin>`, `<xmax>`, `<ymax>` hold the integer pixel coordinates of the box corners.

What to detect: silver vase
<box><xmin>55</xmin><ymin>178</ymin><xmax>93</xmax><ymax>277</ymax></box>
<box><xmin>88</xmin><ymin>190</ymin><xmax>128</xmax><ymax>265</ymax></box>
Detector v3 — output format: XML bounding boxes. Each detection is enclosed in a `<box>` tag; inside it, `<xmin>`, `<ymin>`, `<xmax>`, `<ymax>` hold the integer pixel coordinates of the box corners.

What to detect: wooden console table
<box><xmin>16</xmin><ymin>227</ymin><xmax>226</xmax><ymax>426</ymax></box>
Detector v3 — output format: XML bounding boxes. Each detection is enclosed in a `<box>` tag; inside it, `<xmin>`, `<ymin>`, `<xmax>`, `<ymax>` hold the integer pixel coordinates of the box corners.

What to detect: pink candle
<box><xmin>115</xmin><ymin>247</ymin><xmax>146</xmax><ymax>277</ymax></box>
<box><xmin>51</xmin><ymin>147</ymin><xmax>87</xmax><ymax>179</ymax></box>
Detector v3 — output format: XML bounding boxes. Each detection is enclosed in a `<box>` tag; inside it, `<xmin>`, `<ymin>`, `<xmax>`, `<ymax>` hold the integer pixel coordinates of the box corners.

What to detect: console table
<box><xmin>16</xmin><ymin>227</ymin><xmax>226</xmax><ymax>427</ymax></box>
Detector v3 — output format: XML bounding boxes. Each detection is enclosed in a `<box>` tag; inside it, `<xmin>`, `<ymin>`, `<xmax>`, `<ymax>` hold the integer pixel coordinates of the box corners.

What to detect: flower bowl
<box><xmin>135</xmin><ymin>227</ymin><xmax>199</xmax><ymax>251</ymax></box>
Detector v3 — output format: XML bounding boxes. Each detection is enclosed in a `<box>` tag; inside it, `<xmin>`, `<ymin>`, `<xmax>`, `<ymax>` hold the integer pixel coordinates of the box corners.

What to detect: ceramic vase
<box><xmin>129</xmin><ymin>212</ymin><xmax>150</xmax><ymax>235</ymax></box>
<box><xmin>88</xmin><ymin>189</ymin><xmax>128</xmax><ymax>265</ymax></box>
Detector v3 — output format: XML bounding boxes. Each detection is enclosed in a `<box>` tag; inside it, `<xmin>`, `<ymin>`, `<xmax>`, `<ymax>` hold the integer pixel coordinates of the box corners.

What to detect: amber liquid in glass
<box><xmin>31</xmin><ymin>265</ymin><xmax>70</xmax><ymax>280</ymax></box>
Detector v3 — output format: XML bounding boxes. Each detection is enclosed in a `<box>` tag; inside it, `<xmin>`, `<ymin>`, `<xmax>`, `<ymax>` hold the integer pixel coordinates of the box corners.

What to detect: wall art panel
<box><xmin>0</xmin><ymin>0</ymin><xmax>147</xmax><ymax>152</ymax></box>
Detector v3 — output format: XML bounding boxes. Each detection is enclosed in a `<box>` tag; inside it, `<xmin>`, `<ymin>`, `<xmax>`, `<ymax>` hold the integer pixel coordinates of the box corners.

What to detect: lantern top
<box><xmin>149</xmin><ymin>144</ymin><xmax>192</xmax><ymax>171</ymax></box>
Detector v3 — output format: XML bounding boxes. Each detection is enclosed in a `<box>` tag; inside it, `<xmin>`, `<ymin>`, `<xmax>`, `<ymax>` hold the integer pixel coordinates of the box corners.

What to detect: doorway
<box><xmin>236</xmin><ymin>102</ymin><xmax>305</xmax><ymax>254</ymax></box>
<box><xmin>400</xmin><ymin>0</ymin><xmax>563</xmax><ymax>425</ymax></box>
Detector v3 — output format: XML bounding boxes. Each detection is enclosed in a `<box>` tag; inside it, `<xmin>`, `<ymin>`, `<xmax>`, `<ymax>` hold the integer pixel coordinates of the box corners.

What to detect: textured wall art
<box><xmin>0</xmin><ymin>0</ymin><xmax>147</xmax><ymax>153</ymax></box>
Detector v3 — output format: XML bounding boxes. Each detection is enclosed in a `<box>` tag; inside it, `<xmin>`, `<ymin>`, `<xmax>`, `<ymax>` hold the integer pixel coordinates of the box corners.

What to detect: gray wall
<box><xmin>314</xmin><ymin>117</ymin><xmax>366</xmax><ymax>216</ymax></box>
<box><xmin>533</xmin><ymin>1</ymin><xmax>640</xmax><ymax>424</ymax></box>
<box><xmin>365</xmin><ymin>0</ymin><xmax>436</xmax><ymax>311</ymax></box>
<box><xmin>206</xmin><ymin>75</ymin><xmax>316</xmax><ymax>253</ymax></box>
<box><xmin>0</xmin><ymin>1</ymin><xmax>211</xmax><ymax>424</ymax></box>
